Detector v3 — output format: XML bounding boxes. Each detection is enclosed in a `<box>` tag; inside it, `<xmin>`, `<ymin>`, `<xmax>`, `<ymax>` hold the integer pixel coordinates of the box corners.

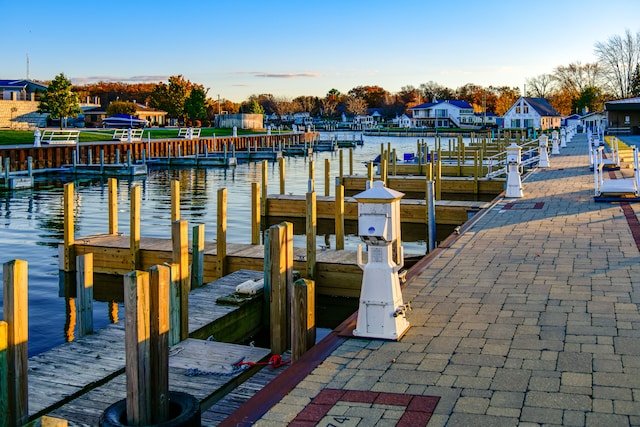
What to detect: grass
<box><xmin>0</xmin><ymin>127</ymin><xmax>272</xmax><ymax>145</ymax></box>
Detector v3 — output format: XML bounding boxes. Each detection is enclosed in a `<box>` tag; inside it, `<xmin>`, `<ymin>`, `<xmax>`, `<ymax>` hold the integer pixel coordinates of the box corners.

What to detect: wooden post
<box><xmin>148</xmin><ymin>265</ymin><xmax>170</xmax><ymax>424</ymax></box>
<box><xmin>261</xmin><ymin>160</ymin><xmax>268</xmax><ymax>216</ymax></box>
<box><xmin>3</xmin><ymin>260</ymin><xmax>28</xmax><ymax>426</ymax></box>
<box><xmin>436</xmin><ymin>151</ymin><xmax>442</xmax><ymax>200</ymax></box>
<box><xmin>349</xmin><ymin>148</ymin><xmax>353</xmax><ymax>175</ymax></box>
<box><xmin>392</xmin><ymin>148</ymin><xmax>397</xmax><ymax>176</ymax></box>
<box><xmin>335</xmin><ymin>181</ymin><xmax>345</xmax><ymax>250</ymax></box>
<box><xmin>76</xmin><ymin>253</ymin><xmax>94</xmax><ymax>336</ymax></box>
<box><xmin>172</xmin><ymin>220</ymin><xmax>189</xmax><ymax>341</ymax></box>
<box><xmin>171</xmin><ymin>179</ymin><xmax>180</xmax><ymax>222</ymax></box>
<box><xmin>0</xmin><ymin>321</ymin><xmax>8</xmax><ymax>427</ymax></box>
<box><xmin>217</xmin><ymin>188</ymin><xmax>227</xmax><ymax>279</ymax></box>
<box><xmin>291</xmin><ymin>278</ymin><xmax>315</xmax><ymax>362</ymax></box>
<box><xmin>306</xmin><ymin>191</ymin><xmax>316</xmax><ymax>279</ymax></box>
<box><xmin>130</xmin><ymin>185</ymin><xmax>141</xmax><ymax>271</ymax></box>
<box><xmin>251</xmin><ymin>183</ymin><xmax>261</xmax><ymax>245</ymax></box>
<box><xmin>324</xmin><ymin>158</ymin><xmax>330</xmax><ymax>197</ymax></box>
<box><xmin>367</xmin><ymin>162</ymin><xmax>374</xmax><ymax>188</ymax></box>
<box><xmin>473</xmin><ymin>150</ymin><xmax>479</xmax><ymax>195</ymax></box>
<box><xmin>339</xmin><ymin>149</ymin><xmax>344</xmax><ymax>182</ymax></box>
<box><xmin>62</xmin><ymin>182</ymin><xmax>75</xmax><ymax>271</ymax></box>
<box><xmin>124</xmin><ymin>270</ymin><xmax>152</xmax><ymax>425</ymax></box>
<box><xmin>381</xmin><ymin>159</ymin><xmax>387</xmax><ymax>186</ymax></box>
<box><xmin>279</xmin><ymin>157</ymin><xmax>285</xmax><ymax>194</ymax></box>
<box><xmin>267</xmin><ymin>222</ymin><xmax>293</xmax><ymax>355</ymax></box>
<box><xmin>165</xmin><ymin>263</ymin><xmax>181</xmax><ymax>346</ymax></box>
<box><xmin>191</xmin><ymin>224</ymin><xmax>205</xmax><ymax>289</ymax></box>
<box><xmin>108</xmin><ymin>178</ymin><xmax>118</xmax><ymax>235</ymax></box>
<box><xmin>308</xmin><ymin>160</ymin><xmax>315</xmax><ymax>192</ymax></box>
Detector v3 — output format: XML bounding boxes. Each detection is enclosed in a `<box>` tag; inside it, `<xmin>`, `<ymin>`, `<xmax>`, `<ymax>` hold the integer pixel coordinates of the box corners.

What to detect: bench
<box><xmin>178</xmin><ymin>127</ymin><xmax>202</xmax><ymax>139</ymax></box>
<box><xmin>40</xmin><ymin>130</ymin><xmax>79</xmax><ymax>145</ymax></box>
<box><xmin>112</xmin><ymin>128</ymin><xmax>144</xmax><ymax>141</ymax></box>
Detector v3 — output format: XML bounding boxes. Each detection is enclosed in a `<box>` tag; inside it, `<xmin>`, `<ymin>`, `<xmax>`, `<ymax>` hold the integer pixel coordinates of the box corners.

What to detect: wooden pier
<box><xmin>26</xmin><ymin>270</ymin><xmax>273</xmax><ymax>424</ymax></box>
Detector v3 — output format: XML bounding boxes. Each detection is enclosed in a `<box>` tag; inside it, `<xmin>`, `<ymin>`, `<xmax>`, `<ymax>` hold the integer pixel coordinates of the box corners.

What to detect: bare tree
<box><xmin>345</xmin><ymin>96</ymin><xmax>368</xmax><ymax>116</ymax></box>
<box><xmin>526</xmin><ymin>74</ymin><xmax>556</xmax><ymax>98</ymax></box>
<box><xmin>594</xmin><ymin>29</ymin><xmax>640</xmax><ymax>98</ymax></box>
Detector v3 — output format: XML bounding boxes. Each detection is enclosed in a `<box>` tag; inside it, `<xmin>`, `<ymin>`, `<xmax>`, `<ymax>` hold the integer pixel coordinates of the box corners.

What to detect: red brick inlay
<box><xmin>503</xmin><ymin>202</ymin><xmax>544</xmax><ymax>210</ymax></box>
<box><xmin>288</xmin><ymin>389</ymin><xmax>440</xmax><ymax>426</ymax></box>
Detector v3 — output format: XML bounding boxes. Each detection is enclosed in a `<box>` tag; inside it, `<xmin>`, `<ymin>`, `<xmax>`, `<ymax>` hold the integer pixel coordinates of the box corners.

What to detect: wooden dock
<box><xmin>265</xmin><ymin>194</ymin><xmax>491</xmax><ymax>225</ymax></box>
<box><xmin>70</xmin><ymin>234</ymin><xmax>367</xmax><ymax>297</ymax></box>
<box><xmin>28</xmin><ymin>270</ymin><xmax>273</xmax><ymax>423</ymax></box>
<box><xmin>341</xmin><ymin>174</ymin><xmax>505</xmax><ymax>196</ymax></box>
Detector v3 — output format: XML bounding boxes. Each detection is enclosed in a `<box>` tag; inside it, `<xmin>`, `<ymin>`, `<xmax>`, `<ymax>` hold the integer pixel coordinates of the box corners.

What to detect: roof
<box><xmin>524</xmin><ymin>97</ymin><xmax>560</xmax><ymax>117</ymax></box>
<box><xmin>605</xmin><ymin>97</ymin><xmax>640</xmax><ymax>111</ymax></box>
<box><xmin>409</xmin><ymin>100</ymin><xmax>473</xmax><ymax>110</ymax></box>
<box><xmin>0</xmin><ymin>79</ymin><xmax>48</xmax><ymax>92</ymax></box>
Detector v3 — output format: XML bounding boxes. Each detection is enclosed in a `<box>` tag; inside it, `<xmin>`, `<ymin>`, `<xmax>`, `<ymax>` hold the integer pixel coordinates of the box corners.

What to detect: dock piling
<box><xmin>172</xmin><ymin>220</ymin><xmax>189</xmax><ymax>341</ymax></box>
<box><xmin>76</xmin><ymin>253</ymin><xmax>94</xmax><ymax>336</ymax></box>
<box><xmin>306</xmin><ymin>189</ymin><xmax>316</xmax><ymax>279</ymax></box>
<box><xmin>217</xmin><ymin>189</ymin><xmax>227</xmax><ymax>279</ymax></box>
<box><xmin>191</xmin><ymin>224</ymin><xmax>205</xmax><ymax>289</ymax></box>
<box><xmin>291</xmin><ymin>278</ymin><xmax>315</xmax><ymax>362</ymax></box>
<box><xmin>251</xmin><ymin>183</ymin><xmax>261</xmax><ymax>245</ymax></box>
<box><xmin>2</xmin><ymin>259</ymin><xmax>29</xmax><ymax>426</ymax></box>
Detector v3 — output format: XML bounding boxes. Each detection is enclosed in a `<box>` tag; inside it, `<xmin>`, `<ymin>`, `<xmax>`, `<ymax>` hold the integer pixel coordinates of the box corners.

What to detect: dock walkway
<box><xmin>29</xmin><ymin>270</ymin><xmax>271</xmax><ymax>423</ymax></box>
<box><xmin>225</xmin><ymin>132</ymin><xmax>640</xmax><ymax>426</ymax></box>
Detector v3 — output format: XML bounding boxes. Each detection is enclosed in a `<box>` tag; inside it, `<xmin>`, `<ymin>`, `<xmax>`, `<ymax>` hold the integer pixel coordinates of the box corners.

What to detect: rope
<box><xmin>184</xmin><ymin>364</ymin><xmax>249</xmax><ymax>377</ymax></box>
<box><xmin>234</xmin><ymin>354</ymin><xmax>291</xmax><ymax>369</ymax></box>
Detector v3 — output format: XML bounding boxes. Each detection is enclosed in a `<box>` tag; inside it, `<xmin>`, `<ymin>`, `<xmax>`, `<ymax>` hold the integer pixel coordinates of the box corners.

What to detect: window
<box><xmin>625</xmin><ymin>116</ymin><xmax>630</xmax><ymax>124</ymax></box>
<box><xmin>524</xmin><ymin>106</ymin><xmax>529</xmax><ymax>114</ymax></box>
<box><xmin>516</xmin><ymin>107</ymin><xmax>521</xmax><ymax>114</ymax></box>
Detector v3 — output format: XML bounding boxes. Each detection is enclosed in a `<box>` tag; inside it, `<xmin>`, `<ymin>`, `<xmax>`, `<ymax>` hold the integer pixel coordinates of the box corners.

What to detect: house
<box><xmin>604</xmin><ymin>97</ymin><xmax>640</xmax><ymax>135</ymax></box>
<box><xmin>473</xmin><ymin>111</ymin><xmax>499</xmax><ymax>127</ymax></box>
<box><xmin>581</xmin><ymin>111</ymin><xmax>606</xmax><ymax>133</ymax></box>
<box><xmin>354</xmin><ymin>114</ymin><xmax>375</xmax><ymax>129</ymax></box>
<box><xmin>408</xmin><ymin>100</ymin><xmax>475</xmax><ymax>128</ymax></box>
<box><xmin>84</xmin><ymin>103</ymin><xmax>168</xmax><ymax>127</ymax></box>
<box><xmin>503</xmin><ymin>97</ymin><xmax>561</xmax><ymax>130</ymax></box>
<box><xmin>0</xmin><ymin>79</ymin><xmax>49</xmax><ymax>128</ymax></box>
<box><xmin>393</xmin><ymin>113</ymin><xmax>412</xmax><ymax>128</ymax></box>
<box><xmin>563</xmin><ymin>113</ymin><xmax>582</xmax><ymax>129</ymax></box>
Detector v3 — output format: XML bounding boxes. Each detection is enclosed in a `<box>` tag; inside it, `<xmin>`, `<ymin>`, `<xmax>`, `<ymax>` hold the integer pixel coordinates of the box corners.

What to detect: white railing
<box><xmin>593</xmin><ymin>145</ymin><xmax>639</xmax><ymax>197</ymax></box>
<box><xmin>486</xmin><ymin>139</ymin><xmax>540</xmax><ymax>178</ymax></box>
<box><xmin>178</xmin><ymin>128</ymin><xmax>202</xmax><ymax>139</ymax></box>
<box><xmin>112</xmin><ymin>129</ymin><xmax>144</xmax><ymax>141</ymax></box>
<box><xmin>40</xmin><ymin>130</ymin><xmax>79</xmax><ymax>145</ymax></box>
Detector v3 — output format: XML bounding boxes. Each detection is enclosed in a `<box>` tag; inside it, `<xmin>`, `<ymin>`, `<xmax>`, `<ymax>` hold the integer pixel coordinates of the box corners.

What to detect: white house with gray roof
<box><xmin>503</xmin><ymin>97</ymin><xmax>561</xmax><ymax>130</ymax></box>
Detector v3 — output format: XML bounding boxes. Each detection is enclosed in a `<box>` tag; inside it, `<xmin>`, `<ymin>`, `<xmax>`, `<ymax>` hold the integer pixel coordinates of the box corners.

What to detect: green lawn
<box><xmin>0</xmin><ymin>127</ymin><xmax>271</xmax><ymax>145</ymax></box>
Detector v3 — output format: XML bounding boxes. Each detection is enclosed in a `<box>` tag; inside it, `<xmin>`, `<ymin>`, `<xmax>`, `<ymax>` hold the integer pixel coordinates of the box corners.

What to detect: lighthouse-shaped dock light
<box><xmin>538</xmin><ymin>134</ymin><xmax>550</xmax><ymax>168</ymax></box>
<box><xmin>506</xmin><ymin>142</ymin><xmax>524</xmax><ymax>198</ymax></box>
<box><xmin>353</xmin><ymin>180</ymin><xmax>410</xmax><ymax>340</ymax></box>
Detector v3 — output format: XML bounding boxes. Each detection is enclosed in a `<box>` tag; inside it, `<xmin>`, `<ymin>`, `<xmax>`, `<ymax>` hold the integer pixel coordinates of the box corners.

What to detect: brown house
<box><xmin>605</xmin><ymin>97</ymin><xmax>640</xmax><ymax>135</ymax></box>
<box><xmin>84</xmin><ymin>103</ymin><xmax>167</xmax><ymax>127</ymax></box>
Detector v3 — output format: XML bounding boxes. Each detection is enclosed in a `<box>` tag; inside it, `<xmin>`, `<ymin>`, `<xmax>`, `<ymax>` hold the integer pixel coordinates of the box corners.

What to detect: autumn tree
<box><xmin>492</xmin><ymin>86</ymin><xmax>520</xmax><ymax>116</ymax></box>
<box><xmin>419</xmin><ymin>81</ymin><xmax>455</xmax><ymax>102</ymax></box>
<box><xmin>595</xmin><ymin>29</ymin><xmax>640</xmax><ymax>98</ymax></box>
<box><xmin>348</xmin><ymin>85</ymin><xmax>389</xmax><ymax>109</ymax></box>
<box><xmin>105</xmin><ymin>101</ymin><xmax>137</xmax><ymax>116</ymax></box>
<box><xmin>38</xmin><ymin>73</ymin><xmax>82</xmax><ymax>129</ymax></box>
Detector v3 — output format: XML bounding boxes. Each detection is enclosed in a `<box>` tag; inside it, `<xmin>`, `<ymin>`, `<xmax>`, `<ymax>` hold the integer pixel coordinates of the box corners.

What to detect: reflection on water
<box><xmin>0</xmin><ymin>133</ymin><xmax>484</xmax><ymax>356</ymax></box>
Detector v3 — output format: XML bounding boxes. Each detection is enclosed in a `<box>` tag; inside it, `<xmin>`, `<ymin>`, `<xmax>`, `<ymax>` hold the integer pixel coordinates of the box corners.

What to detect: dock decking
<box><xmin>28</xmin><ymin>270</ymin><xmax>271</xmax><ymax>423</ymax></box>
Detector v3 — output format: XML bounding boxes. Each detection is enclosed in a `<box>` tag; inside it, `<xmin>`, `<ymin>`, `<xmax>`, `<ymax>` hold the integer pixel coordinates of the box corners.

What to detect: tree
<box><xmin>184</xmin><ymin>85</ymin><xmax>208</xmax><ymax>124</ymax></box>
<box><xmin>38</xmin><ymin>73</ymin><xmax>82</xmax><ymax>129</ymax></box>
<box><xmin>418</xmin><ymin>81</ymin><xmax>455</xmax><ymax>102</ymax></box>
<box><xmin>345</xmin><ymin>96</ymin><xmax>368</xmax><ymax>116</ymax></box>
<box><xmin>631</xmin><ymin>64</ymin><xmax>640</xmax><ymax>97</ymax></box>
<box><xmin>526</xmin><ymin>74</ymin><xmax>556</xmax><ymax>98</ymax></box>
<box><xmin>106</xmin><ymin>101</ymin><xmax>137</xmax><ymax>116</ymax></box>
<box><xmin>595</xmin><ymin>29</ymin><xmax>640</xmax><ymax>98</ymax></box>
<box><xmin>348</xmin><ymin>85</ymin><xmax>389</xmax><ymax>109</ymax></box>
<box><xmin>492</xmin><ymin>86</ymin><xmax>520</xmax><ymax>116</ymax></box>
<box><xmin>149</xmin><ymin>75</ymin><xmax>192</xmax><ymax>124</ymax></box>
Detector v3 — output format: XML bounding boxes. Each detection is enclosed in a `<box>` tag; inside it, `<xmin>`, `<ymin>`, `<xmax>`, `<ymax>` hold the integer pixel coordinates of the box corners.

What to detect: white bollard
<box><xmin>506</xmin><ymin>143</ymin><xmax>523</xmax><ymax>198</ymax></box>
<box><xmin>539</xmin><ymin>135</ymin><xmax>550</xmax><ymax>168</ymax></box>
<box><xmin>34</xmin><ymin>129</ymin><xmax>41</xmax><ymax>147</ymax></box>
<box><xmin>551</xmin><ymin>130</ymin><xmax>560</xmax><ymax>155</ymax></box>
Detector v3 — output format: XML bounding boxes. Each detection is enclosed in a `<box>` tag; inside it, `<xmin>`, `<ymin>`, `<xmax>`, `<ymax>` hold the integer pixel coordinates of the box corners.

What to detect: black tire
<box><xmin>99</xmin><ymin>391</ymin><xmax>200</xmax><ymax>427</ymax></box>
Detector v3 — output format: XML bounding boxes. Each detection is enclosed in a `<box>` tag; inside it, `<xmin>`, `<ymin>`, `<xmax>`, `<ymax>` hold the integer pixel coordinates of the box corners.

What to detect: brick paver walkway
<box><xmin>253</xmin><ymin>133</ymin><xmax>640</xmax><ymax>426</ymax></box>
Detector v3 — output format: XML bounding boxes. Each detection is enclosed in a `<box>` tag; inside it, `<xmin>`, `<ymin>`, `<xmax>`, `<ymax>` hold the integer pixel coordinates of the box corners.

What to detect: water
<box><xmin>0</xmin><ymin>133</ymin><xmax>469</xmax><ymax>356</ymax></box>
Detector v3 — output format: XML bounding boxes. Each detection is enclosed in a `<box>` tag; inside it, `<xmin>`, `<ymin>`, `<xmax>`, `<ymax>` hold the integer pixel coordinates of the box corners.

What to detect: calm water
<box><xmin>0</xmin><ymin>133</ymin><xmax>471</xmax><ymax>356</ymax></box>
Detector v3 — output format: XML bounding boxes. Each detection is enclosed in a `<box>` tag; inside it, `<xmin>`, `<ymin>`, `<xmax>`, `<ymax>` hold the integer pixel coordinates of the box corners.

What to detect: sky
<box><xmin>3</xmin><ymin>0</ymin><xmax>640</xmax><ymax>103</ymax></box>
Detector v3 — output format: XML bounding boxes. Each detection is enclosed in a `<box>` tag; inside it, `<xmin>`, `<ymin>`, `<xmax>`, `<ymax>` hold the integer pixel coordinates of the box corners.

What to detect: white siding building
<box><xmin>503</xmin><ymin>97</ymin><xmax>561</xmax><ymax>130</ymax></box>
<box><xmin>408</xmin><ymin>100</ymin><xmax>475</xmax><ymax>128</ymax></box>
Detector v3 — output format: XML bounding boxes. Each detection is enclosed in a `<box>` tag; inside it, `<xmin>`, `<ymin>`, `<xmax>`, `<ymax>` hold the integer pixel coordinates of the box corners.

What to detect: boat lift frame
<box><xmin>593</xmin><ymin>145</ymin><xmax>640</xmax><ymax>202</ymax></box>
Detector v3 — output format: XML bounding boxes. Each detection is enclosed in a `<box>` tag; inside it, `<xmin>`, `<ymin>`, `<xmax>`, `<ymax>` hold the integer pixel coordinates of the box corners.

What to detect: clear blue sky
<box><xmin>3</xmin><ymin>0</ymin><xmax>640</xmax><ymax>103</ymax></box>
